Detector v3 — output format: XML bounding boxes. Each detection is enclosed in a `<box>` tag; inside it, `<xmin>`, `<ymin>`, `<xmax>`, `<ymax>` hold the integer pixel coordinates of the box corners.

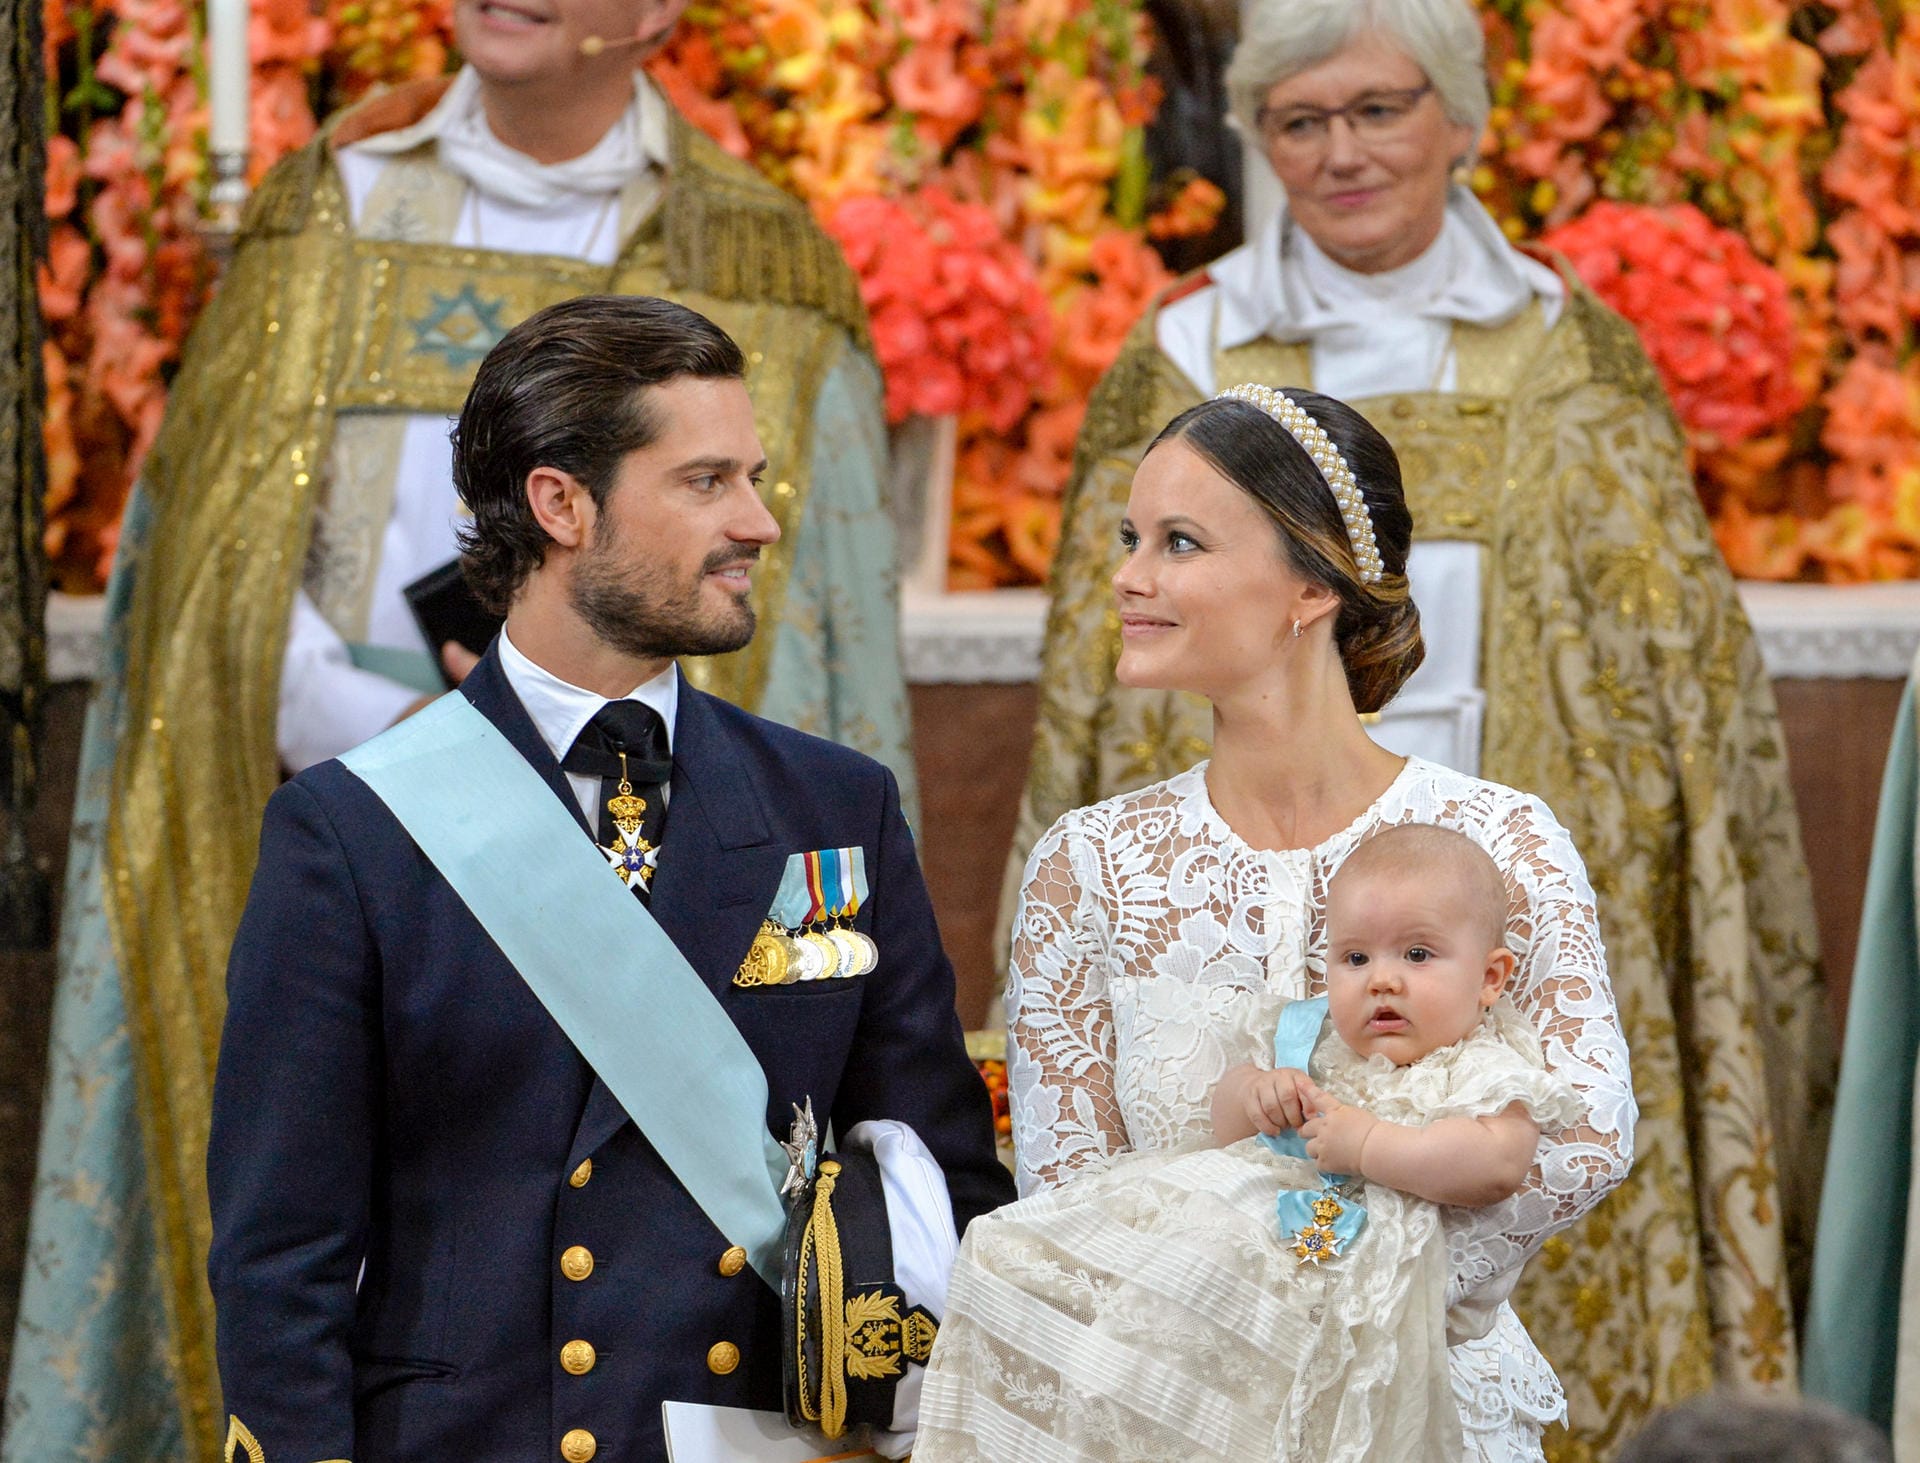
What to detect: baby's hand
<box><xmin>1241</xmin><ymin>1066</ymin><xmax>1310</xmax><ymax>1136</ymax></box>
<box><xmin>1299</xmin><ymin>1079</ymin><xmax>1379</xmax><ymax>1176</ymax></box>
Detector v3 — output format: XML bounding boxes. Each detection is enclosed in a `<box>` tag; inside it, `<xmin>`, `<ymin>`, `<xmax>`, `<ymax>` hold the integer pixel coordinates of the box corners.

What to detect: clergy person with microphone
<box><xmin>204</xmin><ymin>294</ymin><xmax>1013</xmax><ymax>1462</ymax></box>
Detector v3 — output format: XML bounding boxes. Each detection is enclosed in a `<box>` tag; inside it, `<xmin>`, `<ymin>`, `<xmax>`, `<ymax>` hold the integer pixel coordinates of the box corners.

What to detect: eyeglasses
<box><xmin>1255</xmin><ymin>84</ymin><xmax>1434</xmax><ymax>158</ymax></box>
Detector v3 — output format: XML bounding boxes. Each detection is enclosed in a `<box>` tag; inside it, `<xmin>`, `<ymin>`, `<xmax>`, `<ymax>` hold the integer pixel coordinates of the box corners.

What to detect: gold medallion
<box><xmin>803</xmin><ymin>928</ymin><xmax>842</xmax><ymax>980</ymax></box>
<box><xmin>735</xmin><ymin>921</ymin><xmax>793</xmax><ymax>987</ymax></box>
<box><xmin>825</xmin><ymin>927</ymin><xmax>865</xmax><ymax>977</ymax></box>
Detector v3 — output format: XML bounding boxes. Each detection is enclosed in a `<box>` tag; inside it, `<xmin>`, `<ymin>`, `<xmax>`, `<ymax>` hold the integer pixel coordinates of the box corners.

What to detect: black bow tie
<box><xmin>560</xmin><ymin>700</ymin><xmax>672</xmax><ymax>788</ymax></box>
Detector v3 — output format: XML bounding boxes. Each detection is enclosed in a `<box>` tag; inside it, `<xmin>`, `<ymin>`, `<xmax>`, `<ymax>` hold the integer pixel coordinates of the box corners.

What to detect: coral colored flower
<box><xmin>36</xmin><ymin>226</ymin><xmax>92</xmax><ymax>322</ymax></box>
<box><xmin>41</xmin><ymin>342</ymin><xmax>80</xmax><ymax>525</ymax></box>
<box><xmin>825</xmin><ymin>188</ymin><xmax>1051</xmax><ymax>431</ymax></box>
<box><xmin>1543</xmin><ymin>203</ymin><xmax>1805</xmax><ymax>450</ymax></box>
<box><xmin>44</xmin><ymin>136</ymin><xmax>82</xmax><ymax>219</ymax></box>
<box><xmin>1147</xmin><ymin>175</ymin><xmax>1225</xmax><ymax>241</ymax></box>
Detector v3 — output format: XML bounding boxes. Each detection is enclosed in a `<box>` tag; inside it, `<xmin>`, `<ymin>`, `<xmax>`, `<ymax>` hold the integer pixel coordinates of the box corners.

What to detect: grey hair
<box><xmin>1614</xmin><ymin>1394</ymin><xmax>1892</xmax><ymax>1463</ymax></box>
<box><xmin>1225</xmin><ymin>0</ymin><xmax>1489</xmax><ymax>142</ymax></box>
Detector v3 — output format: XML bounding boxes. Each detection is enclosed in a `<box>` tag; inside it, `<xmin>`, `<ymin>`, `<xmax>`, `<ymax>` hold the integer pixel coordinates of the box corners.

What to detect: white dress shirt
<box><xmin>495</xmin><ymin>626</ymin><xmax>677</xmax><ymax>825</ymax></box>
<box><xmin>277</xmin><ymin>70</ymin><xmax>672</xmax><ymax>772</ymax></box>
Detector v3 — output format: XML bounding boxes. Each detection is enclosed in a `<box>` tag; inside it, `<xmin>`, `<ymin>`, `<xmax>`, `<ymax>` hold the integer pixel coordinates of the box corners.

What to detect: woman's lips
<box><xmin>1119</xmin><ymin>615</ymin><xmax>1176</xmax><ymax>638</ymax></box>
<box><xmin>1325</xmin><ymin>188</ymin><xmax>1381</xmax><ymax>209</ymax></box>
<box><xmin>474</xmin><ymin>0</ymin><xmax>549</xmax><ymax>27</ymax></box>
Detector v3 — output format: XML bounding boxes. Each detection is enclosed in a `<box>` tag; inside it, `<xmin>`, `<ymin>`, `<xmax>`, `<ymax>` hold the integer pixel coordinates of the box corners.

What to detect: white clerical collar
<box><xmin>1209</xmin><ymin>184</ymin><xmax>1563</xmax><ymax>351</ymax></box>
<box><xmin>351</xmin><ymin>65</ymin><xmax>670</xmax><ymax>209</ymax></box>
<box><xmin>496</xmin><ymin>627</ymin><xmax>679</xmax><ymax>768</ymax></box>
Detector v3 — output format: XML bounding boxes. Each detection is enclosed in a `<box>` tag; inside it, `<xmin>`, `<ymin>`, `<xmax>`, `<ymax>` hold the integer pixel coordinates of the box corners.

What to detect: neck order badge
<box><xmin>601</xmin><ymin>754</ymin><xmax>660</xmax><ymax>891</ymax></box>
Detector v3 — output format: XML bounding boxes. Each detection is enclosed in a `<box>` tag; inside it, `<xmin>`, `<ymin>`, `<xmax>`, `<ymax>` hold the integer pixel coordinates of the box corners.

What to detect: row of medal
<box><xmin>735</xmin><ymin>847</ymin><xmax>877</xmax><ymax>987</ymax></box>
<box><xmin>740</xmin><ymin>918</ymin><xmax>877</xmax><ymax>986</ymax></box>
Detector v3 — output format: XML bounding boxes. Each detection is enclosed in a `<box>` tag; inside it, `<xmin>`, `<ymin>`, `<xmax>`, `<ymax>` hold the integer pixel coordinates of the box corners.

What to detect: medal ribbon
<box><xmin>771</xmin><ymin>854</ymin><xmax>815</xmax><ymax>930</ymax></box>
<box><xmin>774</xmin><ymin>848</ymin><xmax>871</xmax><ymax>927</ymax></box>
<box><xmin>803</xmin><ymin>850</ymin><xmax>832</xmax><ymax>926</ymax></box>
<box><xmin>839</xmin><ymin>848</ymin><xmax>868</xmax><ymax>920</ymax></box>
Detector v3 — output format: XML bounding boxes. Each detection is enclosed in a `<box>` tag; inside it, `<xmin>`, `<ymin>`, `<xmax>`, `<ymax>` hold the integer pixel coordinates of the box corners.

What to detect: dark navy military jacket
<box><xmin>206</xmin><ymin>645</ymin><xmax>1013</xmax><ymax>1462</ymax></box>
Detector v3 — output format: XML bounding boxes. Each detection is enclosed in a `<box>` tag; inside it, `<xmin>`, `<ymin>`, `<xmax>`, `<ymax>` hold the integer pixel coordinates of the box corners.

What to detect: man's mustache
<box><xmin>701</xmin><ymin>548</ymin><xmax>761</xmax><ymax>574</ymax></box>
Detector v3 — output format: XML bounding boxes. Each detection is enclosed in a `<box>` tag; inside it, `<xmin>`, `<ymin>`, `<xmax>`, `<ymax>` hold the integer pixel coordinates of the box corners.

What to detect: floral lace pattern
<box><xmin>1002</xmin><ymin>759</ymin><xmax>1634</xmax><ymax>1453</ymax></box>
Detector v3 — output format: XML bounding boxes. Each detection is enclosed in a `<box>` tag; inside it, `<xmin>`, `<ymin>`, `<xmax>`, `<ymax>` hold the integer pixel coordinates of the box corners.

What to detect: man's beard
<box><xmin>569</xmin><ymin>518</ymin><xmax>758</xmax><ymax>660</ymax></box>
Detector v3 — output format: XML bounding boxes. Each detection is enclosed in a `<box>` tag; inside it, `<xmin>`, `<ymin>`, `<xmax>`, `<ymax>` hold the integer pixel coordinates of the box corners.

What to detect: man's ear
<box><xmin>1482</xmin><ymin>945</ymin><xmax>1516</xmax><ymax>1005</ymax></box>
<box><xmin>526</xmin><ymin>466</ymin><xmax>594</xmax><ymax>550</ymax></box>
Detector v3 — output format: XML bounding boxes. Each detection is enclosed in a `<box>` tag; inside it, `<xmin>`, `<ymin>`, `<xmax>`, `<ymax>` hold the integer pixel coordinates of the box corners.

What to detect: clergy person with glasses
<box><xmin>204</xmin><ymin>294</ymin><xmax>1013</xmax><ymax>1463</ymax></box>
<box><xmin>997</xmin><ymin>0</ymin><xmax>1828</xmax><ymax>1455</ymax></box>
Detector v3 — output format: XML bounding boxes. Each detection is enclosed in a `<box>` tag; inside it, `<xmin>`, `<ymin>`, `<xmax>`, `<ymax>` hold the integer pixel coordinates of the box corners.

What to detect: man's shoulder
<box><xmin>269</xmin><ymin>756</ymin><xmax>396</xmax><ymax>838</ymax></box>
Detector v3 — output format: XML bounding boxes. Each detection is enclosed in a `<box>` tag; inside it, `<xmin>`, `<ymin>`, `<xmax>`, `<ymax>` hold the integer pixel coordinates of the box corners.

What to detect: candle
<box><xmin>207</xmin><ymin>0</ymin><xmax>250</xmax><ymax>159</ymax></box>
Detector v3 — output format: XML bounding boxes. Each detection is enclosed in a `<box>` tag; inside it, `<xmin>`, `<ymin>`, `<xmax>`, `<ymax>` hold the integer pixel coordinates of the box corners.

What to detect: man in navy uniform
<box><xmin>205</xmin><ymin>294</ymin><xmax>1013</xmax><ymax>1462</ymax></box>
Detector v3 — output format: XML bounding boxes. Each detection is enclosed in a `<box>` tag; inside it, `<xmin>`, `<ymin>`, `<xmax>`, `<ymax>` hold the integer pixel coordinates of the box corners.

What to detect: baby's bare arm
<box><xmin>1300</xmin><ymin>1079</ymin><xmax>1541</xmax><ymax>1206</ymax></box>
<box><xmin>1212</xmin><ymin>1064</ymin><xmax>1310</xmax><ymax>1144</ymax></box>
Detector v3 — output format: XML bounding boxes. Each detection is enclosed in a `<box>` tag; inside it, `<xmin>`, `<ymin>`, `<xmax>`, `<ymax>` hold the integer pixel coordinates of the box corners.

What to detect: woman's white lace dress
<box><xmin>920</xmin><ymin>759</ymin><xmax>1634</xmax><ymax>1461</ymax></box>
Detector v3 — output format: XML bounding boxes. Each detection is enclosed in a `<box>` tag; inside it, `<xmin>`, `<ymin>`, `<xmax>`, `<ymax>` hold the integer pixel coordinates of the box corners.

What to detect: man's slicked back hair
<box><xmin>452</xmin><ymin>294</ymin><xmax>746</xmax><ymax>612</ymax></box>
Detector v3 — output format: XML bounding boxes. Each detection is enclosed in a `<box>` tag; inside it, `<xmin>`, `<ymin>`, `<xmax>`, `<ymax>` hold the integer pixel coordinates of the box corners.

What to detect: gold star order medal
<box><xmin>1291</xmin><ymin>1190</ymin><xmax>1347</xmax><ymax>1265</ymax></box>
<box><xmin>599</xmin><ymin>757</ymin><xmax>658</xmax><ymax>891</ymax></box>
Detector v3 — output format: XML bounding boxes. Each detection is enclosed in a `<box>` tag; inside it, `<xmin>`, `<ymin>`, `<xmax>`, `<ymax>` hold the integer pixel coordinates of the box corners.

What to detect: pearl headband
<box><xmin>1214</xmin><ymin>383</ymin><xmax>1383</xmax><ymax>585</ymax></box>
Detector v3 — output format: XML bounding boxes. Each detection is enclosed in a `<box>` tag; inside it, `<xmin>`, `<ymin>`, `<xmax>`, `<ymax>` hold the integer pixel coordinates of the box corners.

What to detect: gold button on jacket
<box><xmin>568</xmin><ymin>1159</ymin><xmax>593</xmax><ymax>1188</ymax></box>
<box><xmin>560</xmin><ymin>1339</ymin><xmax>596</xmax><ymax>1376</ymax></box>
<box><xmin>560</xmin><ymin>1245</ymin><xmax>594</xmax><ymax>1282</ymax></box>
<box><xmin>706</xmin><ymin>1340</ymin><xmax>740</xmax><ymax>1376</ymax></box>
<box><xmin>559</xmin><ymin>1428</ymin><xmax>596</xmax><ymax>1462</ymax></box>
<box><xmin>717</xmin><ymin>1245</ymin><xmax>747</xmax><ymax>1277</ymax></box>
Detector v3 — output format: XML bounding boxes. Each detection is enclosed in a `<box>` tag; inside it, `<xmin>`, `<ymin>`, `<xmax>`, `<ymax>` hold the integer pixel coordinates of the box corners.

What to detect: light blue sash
<box><xmin>1261</xmin><ymin>996</ymin><xmax>1367</xmax><ymax>1252</ymax></box>
<box><xmin>339</xmin><ymin>693</ymin><xmax>791</xmax><ymax>1283</ymax></box>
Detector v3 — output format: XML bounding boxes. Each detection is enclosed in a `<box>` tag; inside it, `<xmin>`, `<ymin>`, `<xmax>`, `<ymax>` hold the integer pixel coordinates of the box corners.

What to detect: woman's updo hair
<box><xmin>1149</xmin><ymin>389</ymin><xmax>1424</xmax><ymax>714</ymax></box>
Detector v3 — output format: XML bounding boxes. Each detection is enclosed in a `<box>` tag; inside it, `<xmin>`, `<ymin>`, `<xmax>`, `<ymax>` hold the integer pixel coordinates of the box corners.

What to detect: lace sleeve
<box><xmin>1445</xmin><ymin>790</ymin><xmax>1637</xmax><ymax>1303</ymax></box>
<box><xmin>1005</xmin><ymin>812</ymin><xmax>1131</xmax><ymax>1197</ymax></box>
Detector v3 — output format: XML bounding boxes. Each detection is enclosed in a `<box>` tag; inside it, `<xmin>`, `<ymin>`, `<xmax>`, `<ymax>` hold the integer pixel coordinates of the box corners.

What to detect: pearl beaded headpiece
<box><xmin>1214</xmin><ymin>383</ymin><xmax>1383</xmax><ymax>585</ymax></box>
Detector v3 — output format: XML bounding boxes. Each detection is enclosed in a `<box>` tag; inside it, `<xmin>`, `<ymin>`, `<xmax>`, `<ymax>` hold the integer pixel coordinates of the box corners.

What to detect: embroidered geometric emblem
<box><xmin>407</xmin><ymin>284</ymin><xmax>512</xmax><ymax>368</ymax></box>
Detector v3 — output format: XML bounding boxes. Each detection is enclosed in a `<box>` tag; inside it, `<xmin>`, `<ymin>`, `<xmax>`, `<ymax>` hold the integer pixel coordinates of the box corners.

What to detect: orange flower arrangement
<box><xmin>1541</xmin><ymin>202</ymin><xmax>1805</xmax><ymax>450</ymax></box>
<box><xmin>652</xmin><ymin>0</ymin><xmax>1215</xmax><ymax>587</ymax></box>
<box><xmin>1476</xmin><ymin>0</ymin><xmax>1920</xmax><ymax>580</ymax></box>
<box><xmin>825</xmin><ymin>189</ymin><xmax>1054</xmax><ymax>430</ymax></box>
<box><xmin>40</xmin><ymin>0</ymin><xmax>330</xmax><ymax>590</ymax></box>
<box><xmin>48</xmin><ymin>1</ymin><xmax>1920</xmax><ymax>587</ymax></box>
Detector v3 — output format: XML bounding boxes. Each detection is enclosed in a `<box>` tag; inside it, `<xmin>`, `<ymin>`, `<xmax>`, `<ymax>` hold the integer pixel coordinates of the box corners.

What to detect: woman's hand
<box><xmin>1211</xmin><ymin>1064</ymin><xmax>1311</xmax><ymax>1144</ymax></box>
<box><xmin>1299</xmin><ymin>1079</ymin><xmax>1379</xmax><ymax>1176</ymax></box>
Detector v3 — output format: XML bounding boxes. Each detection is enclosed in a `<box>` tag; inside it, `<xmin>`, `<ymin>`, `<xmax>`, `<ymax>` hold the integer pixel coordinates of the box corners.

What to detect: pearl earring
<box><xmin>1291</xmin><ymin>619</ymin><xmax>1303</xmax><ymax>639</ymax></box>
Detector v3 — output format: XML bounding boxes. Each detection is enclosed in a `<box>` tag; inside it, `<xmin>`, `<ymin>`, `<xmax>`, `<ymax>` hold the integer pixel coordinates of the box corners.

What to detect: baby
<box><xmin>916</xmin><ymin>823</ymin><xmax>1586</xmax><ymax>1462</ymax></box>
<box><xmin>1214</xmin><ymin>820</ymin><xmax>1540</xmax><ymax>1211</ymax></box>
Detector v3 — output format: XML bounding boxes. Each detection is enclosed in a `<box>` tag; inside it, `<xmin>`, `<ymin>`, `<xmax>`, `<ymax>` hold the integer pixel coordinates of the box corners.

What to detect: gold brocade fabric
<box><xmin>1001</xmin><ymin>285</ymin><xmax>1832</xmax><ymax>1459</ymax></box>
<box><xmin>103</xmin><ymin>106</ymin><xmax>869</xmax><ymax>1451</ymax></box>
